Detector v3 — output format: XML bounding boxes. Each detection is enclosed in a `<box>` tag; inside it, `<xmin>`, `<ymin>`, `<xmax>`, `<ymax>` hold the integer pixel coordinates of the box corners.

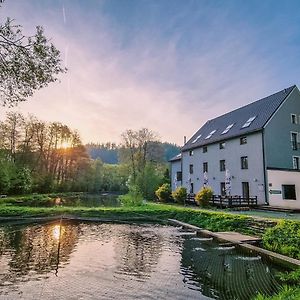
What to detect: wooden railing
<box><xmin>210</xmin><ymin>195</ymin><xmax>258</xmax><ymax>208</ymax></box>
<box><xmin>185</xmin><ymin>194</ymin><xmax>258</xmax><ymax>208</ymax></box>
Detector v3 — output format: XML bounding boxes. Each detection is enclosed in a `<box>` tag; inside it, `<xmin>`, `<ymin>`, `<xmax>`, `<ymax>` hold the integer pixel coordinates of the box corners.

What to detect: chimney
<box><xmin>184</xmin><ymin>136</ymin><xmax>187</xmax><ymax>145</ymax></box>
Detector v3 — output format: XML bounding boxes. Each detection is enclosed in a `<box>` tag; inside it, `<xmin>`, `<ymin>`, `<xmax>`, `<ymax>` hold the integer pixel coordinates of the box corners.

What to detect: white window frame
<box><xmin>205</xmin><ymin>130</ymin><xmax>216</xmax><ymax>139</ymax></box>
<box><xmin>242</xmin><ymin>116</ymin><xmax>256</xmax><ymax>128</ymax></box>
<box><xmin>290</xmin><ymin>131</ymin><xmax>299</xmax><ymax>150</ymax></box>
<box><xmin>292</xmin><ymin>156</ymin><xmax>300</xmax><ymax>170</ymax></box>
<box><xmin>291</xmin><ymin>113</ymin><xmax>297</xmax><ymax>124</ymax></box>
<box><xmin>191</xmin><ymin>134</ymin><xmax>201</xmax><ymax>144</ymax></box>
<box><xmin>221</xmin><ymin>123</ymin><xmax>234</xmax><ymax>135</ymax></box>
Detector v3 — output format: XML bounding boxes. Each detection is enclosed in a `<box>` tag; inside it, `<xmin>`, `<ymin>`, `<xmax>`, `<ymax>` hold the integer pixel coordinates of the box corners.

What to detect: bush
<box><xmin>155</xmin><ymin>183</ymin><xmax>171</xmax><ymax>202</ymax></box>
<box><xmin>172</xmin><ymin>187</ymin><xmax>187</xmax><ymax>204</ymax></box>
<box><xmin>118</xmin><ymin>184</ymin><xmax>143</xmax><ymax>207</ymax></box>
<box><xmin>195</xmin><ymin>187</ymin><xmax>213</xmax><ymax>207</ymax></box>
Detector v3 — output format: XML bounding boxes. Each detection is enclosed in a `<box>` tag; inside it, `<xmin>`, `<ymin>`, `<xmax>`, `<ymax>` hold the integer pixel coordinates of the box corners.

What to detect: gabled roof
<box><xmin>169</xmin><ymin>153</ymin><xmax>181</xmax><ymax>162</ymax></box>
<box><xmin>182</xmin><ymin>85</ymin><xmax>296</xmax><ymax>151</ymax></box>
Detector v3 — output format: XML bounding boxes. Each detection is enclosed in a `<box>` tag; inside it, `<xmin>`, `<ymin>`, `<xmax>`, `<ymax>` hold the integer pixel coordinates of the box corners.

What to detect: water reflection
<box><xmin>114</xmin><ymin>226</ymin><xmax>164</xmax><ymax>279</ymax></box>
<box><xmin>52</xmin><ymin>224</ymin><xmax>62</xmax><ymax>241</ymax></box>
<box><xmin>0</xmin><ymin>222</ymin><xmax>285</xmax><ymax>300</ymax></box>
<box><xmin>0</xmin><ymin>221</ymin><xmax>80</xmax><ymax>285</ymax></box>
<box><xmin>180</xmin><ymin>236</ymin><xmax>282</xmax><ymax>300</ymax></box>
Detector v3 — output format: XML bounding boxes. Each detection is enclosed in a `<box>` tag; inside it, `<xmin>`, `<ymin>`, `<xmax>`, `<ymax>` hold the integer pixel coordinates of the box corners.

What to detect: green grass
<box><xmin>254</xmin><ymin>286</ymin><xmax>300</xmax><ymax>300</ymax></box>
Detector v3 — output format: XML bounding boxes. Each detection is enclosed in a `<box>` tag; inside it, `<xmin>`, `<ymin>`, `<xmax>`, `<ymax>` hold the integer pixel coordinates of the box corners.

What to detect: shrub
<box><xmin>118</xmin><ymin>184</ymin><xmax>143</xmax><ymax>207</ymax></box>
<box><xmin>195</xmin><ymin>187</ymin><xmax>213</xmax><ymax>207</ymax></box>
<box><xmin>172</xmin><ymin>187</ymin><xmax>187</xmax><ymax>204</ymax></box>
<box><xmin>155</xmin><ymin>183</ymin><xmax>171</xmax><ymax>202</ymax></box>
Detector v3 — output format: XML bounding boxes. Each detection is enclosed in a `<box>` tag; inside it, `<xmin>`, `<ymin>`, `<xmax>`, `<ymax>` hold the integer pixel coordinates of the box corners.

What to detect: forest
<box><xmin>0</xmin><ymin>112</ymin><xmax>180</xmax><ymax>198</ymax></box>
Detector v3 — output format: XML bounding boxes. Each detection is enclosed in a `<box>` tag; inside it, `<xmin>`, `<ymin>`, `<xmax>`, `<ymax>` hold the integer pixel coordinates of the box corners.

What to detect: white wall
<box><xmin>171</xmin><ymin>160</ymin><xmax>181</xmax><ymax>191</ymax></box>
<box><xmin>182</xmin><ymin>132</ymin><xmax>266</xmax><ymax>204</ymax></box>
<box><xmin>267</xmin><ymin>169</ymin><xmax>300</xmax><ymax>209</ymax></box>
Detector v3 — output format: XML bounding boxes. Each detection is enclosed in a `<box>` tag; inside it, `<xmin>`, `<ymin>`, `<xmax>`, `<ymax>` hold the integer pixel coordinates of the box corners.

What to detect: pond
<box><xmin>0</xmin><ymin>221</ymin><xmax>285</xmax><ymax>299</ymax></box>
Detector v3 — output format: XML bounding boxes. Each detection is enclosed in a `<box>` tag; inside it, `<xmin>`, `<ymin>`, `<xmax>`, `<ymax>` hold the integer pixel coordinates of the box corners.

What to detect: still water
<box><xmin>0</xmin><ymin>222</ymin><xmax>283</xmax><ymax>299</ymax></box>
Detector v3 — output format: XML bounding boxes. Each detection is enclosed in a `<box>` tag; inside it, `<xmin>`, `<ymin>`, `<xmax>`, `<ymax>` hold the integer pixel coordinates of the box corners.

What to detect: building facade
<box><xmin>170</xmin><ymin>85</ymin><xmax>300</xmax><ymax>208</ymax></box>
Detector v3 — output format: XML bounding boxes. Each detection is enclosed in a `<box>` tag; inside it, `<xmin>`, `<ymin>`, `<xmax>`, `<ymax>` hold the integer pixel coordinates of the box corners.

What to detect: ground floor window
<box><xmin>242</xmin><ymin>182</ymin><xmax>249</xmax><ymax>198</ymax></box>
<box><xmin>220</xmin><ymin>182</ymin><xmax>226</xmax><ymax>196</ymax></box>
<box><xmin>282</xmin><ymin>184</ymin><xmax>296</xmax><ymax>200</ymax></box>
<box><xmin>176</xmin><ymin>171</ymin><xmax>182</xmax><ymax>181</ymax></box>
<box><xmin>190</xmin><ymin>183</ymin><xmax>194</xmax><ymax>194</ymax></box>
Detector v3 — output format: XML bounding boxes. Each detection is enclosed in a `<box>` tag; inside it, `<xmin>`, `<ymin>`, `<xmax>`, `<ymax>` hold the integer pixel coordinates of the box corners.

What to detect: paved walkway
<box><xmin>227</xmin><ymin>209</ymin><xmax>300</xmax><ymax>221</ymax></box>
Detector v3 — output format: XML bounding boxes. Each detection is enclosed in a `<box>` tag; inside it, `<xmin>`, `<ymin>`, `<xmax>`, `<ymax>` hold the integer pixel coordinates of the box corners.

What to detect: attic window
<box><xmin>191</xmin><ymin>134</ymin><xmax>201</xmax><ymax>144</ymax></box>
<box><xmin>221</xmin><ymin>123</ymin><xmax>234</xmax><ymax>135</ymax></box>
<box><xmin>242</xmin><ymin>116</ymin><xmax>256</xmax><ymax>128</ymax></box>
<box><xmin>205</xmin><ymin>130</ymin><xmax>216</xmax><ymax>139</ymax></box>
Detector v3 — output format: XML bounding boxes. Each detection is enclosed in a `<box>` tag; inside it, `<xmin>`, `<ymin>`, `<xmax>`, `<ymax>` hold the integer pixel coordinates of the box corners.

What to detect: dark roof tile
<box><xmin>182</xmin><ymin>85</ymin><xmax>296</xmax><ymax>151</ymax></box>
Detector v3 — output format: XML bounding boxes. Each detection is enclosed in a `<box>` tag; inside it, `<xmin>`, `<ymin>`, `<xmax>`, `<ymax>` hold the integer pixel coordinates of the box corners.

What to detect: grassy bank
<box><xmin>1</xmin><ymin>200</ymin><xmax>299</xmax><ymax>259</ymax></box>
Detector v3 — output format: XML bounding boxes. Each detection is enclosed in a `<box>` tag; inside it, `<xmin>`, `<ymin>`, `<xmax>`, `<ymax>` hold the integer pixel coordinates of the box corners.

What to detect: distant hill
<box><xmin>86</xmin><ymin>143</ymin><xmax>119</xmax><ymax>164</ymax></box>
<box><xmin>85</xmin><ymin>142</ymin><xmax>180</xmax><ymax>164</ymax></box>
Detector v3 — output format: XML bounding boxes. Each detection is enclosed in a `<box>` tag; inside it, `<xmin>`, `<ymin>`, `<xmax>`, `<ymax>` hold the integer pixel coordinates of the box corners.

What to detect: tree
<box><xmin>120</xmin><ymin>128</ymin><xmax>159</xmax><ymax>182</ymax></box>
<box><xmin>0</xmin><ymin>12</ymin><xmax>66</xmax><ymax>106</ymax></box>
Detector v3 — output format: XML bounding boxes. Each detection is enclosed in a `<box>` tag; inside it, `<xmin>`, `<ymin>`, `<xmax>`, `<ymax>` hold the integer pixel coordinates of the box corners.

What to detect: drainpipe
<box><xmin>262</xmin><ymin>130</ymin><xmax>269</xmax><ymax>205</ymax></box>
<box><xmin>182</xmin><ymin>136</ymin><xmax>185</xmax><ymax>205</ymax></box>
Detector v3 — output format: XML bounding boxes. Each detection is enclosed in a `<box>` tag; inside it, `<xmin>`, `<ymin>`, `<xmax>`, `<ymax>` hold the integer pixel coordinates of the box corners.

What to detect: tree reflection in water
<box><xmin>0</xmin><ymin>221</ymin><xmax>80</xmax><ymax>285</ymax></box>
<box><xmin>114</xmin><ymin>225</ymin><xmax>164</xmax><ymax>279</ymax></box>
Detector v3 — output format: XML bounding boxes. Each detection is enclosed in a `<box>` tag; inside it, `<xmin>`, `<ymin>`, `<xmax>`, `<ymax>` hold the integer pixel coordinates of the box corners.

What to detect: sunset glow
<box><xmin>0</xmin><ymin>1</ymin><xmax>299</xmax><ymax>144</ymax></box>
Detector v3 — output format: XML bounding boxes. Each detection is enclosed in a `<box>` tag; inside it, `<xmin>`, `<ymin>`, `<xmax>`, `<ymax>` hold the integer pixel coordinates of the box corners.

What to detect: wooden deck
<box><xmin>212</xmin><ymin>232</ymin><xmax>261</xmax><ymax>244</ymax></box>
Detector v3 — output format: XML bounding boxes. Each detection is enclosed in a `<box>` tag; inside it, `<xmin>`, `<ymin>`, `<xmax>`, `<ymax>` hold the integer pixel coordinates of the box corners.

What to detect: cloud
<box><xmin>1</xmin><ymin>0</ymin><xmax>299</xmax><ymax>145</ymax></box>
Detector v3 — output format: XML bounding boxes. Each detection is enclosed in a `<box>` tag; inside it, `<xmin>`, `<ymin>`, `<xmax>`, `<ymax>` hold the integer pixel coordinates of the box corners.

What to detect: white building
<box><xmin>170</xmin><ymin>85</ymin><xmax>300</xmax><ymax>209</ymax></box>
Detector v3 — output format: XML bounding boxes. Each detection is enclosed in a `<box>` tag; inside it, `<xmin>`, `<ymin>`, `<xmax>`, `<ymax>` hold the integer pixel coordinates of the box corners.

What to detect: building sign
<box><xmin>269</xmin><ymin>189</ymin><xmax>282</xmax><ymax>195</ymax></box>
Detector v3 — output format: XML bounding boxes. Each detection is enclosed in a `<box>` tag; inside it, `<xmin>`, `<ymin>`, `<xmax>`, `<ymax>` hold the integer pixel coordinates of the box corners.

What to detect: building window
<box><xmin>282</xmin><ymin>185</ymin><xmax>296</xmax><ymax>200</ymax></box>
<box><xmin>205</xmin><ymin>130</ymin><xmax>216</xmax><ymax>139</ymax></box>
<box><xmin>176</xmin><ymin>171</ymin><xmax>182</xmax><ymax>181</ymax></box>
<box><xmin>220</xmin><ymin>182</ymin><xmax>226</xmax><ymax>196</ymax></box>
<box><xmin>203</xmin><ymin>146</ymin><xmax>207</xmax><ymax>153</ymax></box>
<box><xmin>190</xmin><ymin>183</ymin><xmax>194</xmax><ymax>194</ymax></box>
<box><xmin>219</xmin><ymin>142</ymin><xmax>225</xmax><ymax>149</ymax></box>
<box><xmin>240</xmin><ymin>136</ymin><xmax>247</xmax><ymax>145</ymax></box>
<box><xmin>203</xmin><ymin>162</ymin><xmax>208</xmax><ymax>173</ymax></box>
<box><xmin>242</xmin><ymin>182</ymin><xmax>250</xmax><ymax>199</ymax></box>
<box><xmin>221</xmin><ymin>123</ymin><xmax>234</xmax><ymax>135</ymax></box>
<box><xmin>191</xmin><ymin>135</ymin><xmax>201</xmax><ymax>144</ymax></box>
<box><xmin>220</xmin><ymin>160</ymin><xmax>226</xmax><ymax>171</ymax></box>
<box><xmin>189</xmin><ymin>150</ymin><xmax>193</xmax><ymax>156</ymax></box>
<box><xmin>241</xmin><ymin>156</ymin><xmax>248</xmax><ymax>169</ymax></box>
<box><xmin>291</xmin><ymin>114</ymin><xmax>297</xmax><ymax>124</ymax></box>
<box><xmin>293</xmin><ymin>156</ymin><xmax>300</xmax><ymax>170</ymax></box>
<box><xmin>242</xmin><ymin>116</ymin><xmax>256</xmax><ymax>128</ymax></box>
<box><xmin>291</xmin><ymin>132</ymin><xmax>298</xmax><ymax>150</ymax></box>
<box><xmin>189</xmin><ymin>164</ymin><xmax>194</xmax><ymax>174</ymax></box>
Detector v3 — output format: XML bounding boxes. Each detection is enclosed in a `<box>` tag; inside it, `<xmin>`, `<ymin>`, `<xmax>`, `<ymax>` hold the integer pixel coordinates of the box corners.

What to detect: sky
<box><xmin>1</xmin><ymin>0</ymin><xmax>300</xmax><ymax>145</ymax></box>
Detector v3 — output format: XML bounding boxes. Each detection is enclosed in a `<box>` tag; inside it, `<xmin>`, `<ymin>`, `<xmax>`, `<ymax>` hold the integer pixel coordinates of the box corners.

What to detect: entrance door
<box><xmin>242</xmin><ymin>182</ymin><xmax>249</xmax><ymax>199</ymax></box>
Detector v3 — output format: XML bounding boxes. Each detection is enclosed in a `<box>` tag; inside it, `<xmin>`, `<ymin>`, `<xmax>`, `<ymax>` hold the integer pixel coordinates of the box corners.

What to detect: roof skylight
<box><xmin>205</xmin><ymin>130</ymin><xmax>216</xmax><ymax>139</ymax></box>
<box><xmin>242</xmin><ymin>116</ymin><xmax>256</xmax><ymax>128</ymax></box>
<box><xmin>191</xmin><ymin>134</ymin><xmax>201</xmax><ymax>143</ymax></box>
<box><xmin>221</xmin><ymin>123</ymin><xmax>234</xmax><ymax>135</ymax></box>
